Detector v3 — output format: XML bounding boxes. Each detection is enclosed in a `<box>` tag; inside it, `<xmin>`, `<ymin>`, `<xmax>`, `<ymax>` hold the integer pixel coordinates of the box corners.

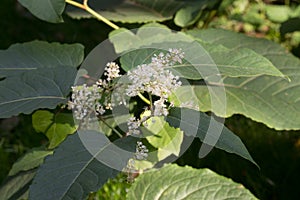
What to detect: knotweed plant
<box><xmin>68</xmin><ymin>48</ymin><xmax>185</xmax><ymax>179</ymax></box>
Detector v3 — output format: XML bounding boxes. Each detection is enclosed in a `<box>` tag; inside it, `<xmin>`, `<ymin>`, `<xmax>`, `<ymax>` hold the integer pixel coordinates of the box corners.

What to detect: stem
<box><xmin>98</xmin><ymin>116</ymin><xmax>123</xmax><ymax>138</ymax></box>
<box><xmin>65</xmin><ymin>0</ymin><xmax>119</xmax><ymax>30</ymax></box>
<box><xmin>65</xmin><ymin>0</ymin><xmax>85</xmax><ymax>9</ymax></box>
<box><xmin>137</xmin><ymin>93</ymin><xmax>151</xmax><ymax>105</ymax></box>
<box><xmin>148</xmin><ymin>92</ymin><xmax>153</xmax><ymax>112</ymax></box>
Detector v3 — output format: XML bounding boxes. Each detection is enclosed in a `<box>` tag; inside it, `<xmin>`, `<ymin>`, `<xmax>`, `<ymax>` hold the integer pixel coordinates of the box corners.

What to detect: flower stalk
<box><xmin>65</xmin><ymin>0</ymin><xmax>119</xmax><ymax>30</ymax></box>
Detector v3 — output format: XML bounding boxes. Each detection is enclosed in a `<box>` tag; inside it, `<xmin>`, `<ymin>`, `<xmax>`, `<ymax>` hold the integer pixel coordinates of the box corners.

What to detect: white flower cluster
<box><xmin>124</xmin><ymin>141</ymin><xmax>149</xmax><ymax>182</ymax></box>
<box><xmin>104</xmin><ymin>62</ymin><xmax>121</xmax><ymax>81</ymax></box>
<box><xmin>68</xmin><ymin>84</ymin><xmax>104</xmax><ymax>121</ymax></box>
<box><xmin>127</xmin><ymin>117</ymin><xmax>141</xmax><ymax>135</ymax></box>
<box><xmin>126</xmin><ymin>48</ymin><xmax>184</xmax><ymax>117</ymax></box>
<box><xmin>135</xmin><ymin>141</ymin><xmax>149</xmax><ymax>160</ymax></box>
<box><xmin>151</xmin><ymin>48</ymin><xmax>185</xmax><ymax>66</ymax></box>
<box><xmin>68</xmin><ymin>62</ymin><xmax>121</xmax><ymax>123</ymax></box>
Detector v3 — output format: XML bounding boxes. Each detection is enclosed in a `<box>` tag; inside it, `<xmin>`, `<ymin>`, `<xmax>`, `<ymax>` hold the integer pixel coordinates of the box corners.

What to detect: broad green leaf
<box><xmin>166</xmin><ymin>107</ymin><xmax>257</xmax><ymax>166</ymax></box>
<box><xmin>109</xmin><ymin>23</ymin><xmax>193</xmax><ymax>53</ymax></box>
<box><xmin>186</xmin><ymin>28</ymin><xmax>300</xmax><ymax>130</ymax></box>
<box><xmin>0</xmin><ymin>41</ymin><xmax>84</xmax><ymax>118</ymax></box>
<box><xmin>120</xmin><ymin>45</ymin><xmax>284</xmax><ymax>79</ymax></box>
<box><xmin>0</xmin><ymin>170</ymin><xmax>36</xmax><ymax>200</ymax></box>
<box><xmin>32</xmin><ymin>110</ymin><xmax>76</xmax><ymax>149</ymax></box>
<box><xmin>126</xmin><ymin>164</ymin><xmax>258</xmax><ymax>200</ymax></box>
<box><xmin>112</xmin><ymin>24</ymin><xmax>283</xmax><ymax>79</ymax></box>
<box><xmin>67</xmin><ymin>0</ymin><xmax>187</xmax><ymax>23</ymax></box>
<box><xmin>29</xmin><ymin>131</ymin><xmax>137</xmax><ymax>200</ymax></box>
<box><xmin>18</xmin><ymin>0</ymin><xmax>65</xmax><ymax>23</ymax></box>
<box><xmin>143</xmin><ymin>117</ymin><xmax>184</xmax><ymax>160</ymax></box>
<box><xmin>9</xmin><ymin>150</ymin><xmax>53</xmax><ymax>176</ymax></box>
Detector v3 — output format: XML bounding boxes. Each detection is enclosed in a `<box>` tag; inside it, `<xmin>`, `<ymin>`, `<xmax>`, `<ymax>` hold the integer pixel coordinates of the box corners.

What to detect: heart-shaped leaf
<box><xmin>0</xmin><ymin>41</ymin><xmax>84</xmax><ymax>118</ymax></box>
<box><xmin>126</xmin><ymin>164</ymin><xmax>258</xmax><ymax>200</ymax></box>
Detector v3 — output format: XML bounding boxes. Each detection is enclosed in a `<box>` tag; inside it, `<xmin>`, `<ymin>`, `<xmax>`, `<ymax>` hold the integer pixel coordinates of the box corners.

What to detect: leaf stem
<box><xmin>138</xmin><ymin>93</ymin><xmax>151</xmax><ymax>105</ymax></box>
<box><xmin>98</xmin><ymin>116</ymin><xmax>123</xmax><ymax>138</ymax></box>
<box><xmin>65</xmin><ymin>0</ymin><xmax>120</xmax><ymax>30</ymax></box>
<box><xmin>148</xmin><ymin>92</ymin><xmax>153</xmax><ymax>112</ymax></box>
<box><xmin>65</xmin><ymin>0</ymin><xmax>85</xmax><ymax>9</ymax></box>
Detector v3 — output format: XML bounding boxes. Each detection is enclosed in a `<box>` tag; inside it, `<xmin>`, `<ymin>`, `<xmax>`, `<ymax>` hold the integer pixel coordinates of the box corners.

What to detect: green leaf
<box><xmin>109</xmin><ymin>23</ymin><xmax>193</xmax><ymax>53</ymax></box>
<box><xmin>186</xmin><ymin>28</ymin><xmax>300</xmax><ymax>130</ymax></box>
<box><xmin>0</xmin><ymin>170</ymin><xmax>36</xmax><ymax>200</ymax></box>
<box><xmin>120</xmin><ymin>45</ymin><xmax>284</xmax><ymax>79</ymax></box>
<box><xmin>67</xmin><ymin>0</ymin><xmax>187</xmax><ymax>23</ymax></box>
<box><xmin>32</xmin><ymin>110</ymin><xmax>76</xmax><ymax>149</ymax></box>
<box><xmin>174</xmin><ymin>5</ymin><xmax>204</xmax><ymax>27</ymax></box>
<box><xmin>143</xmin><ymin>117</ymin><xmax>184</xmax><ymax>160</ymax></box>
<box><xmin>174</xmin><ymin>0</ymin><xmax>219</xmax><ymax>27</ymax></box>
<box><xmin>97</xmin><ymin>114</ymin><xmax>130</xmax><ymax>137</ymax></box>
<box><xmin>126</xmin><ymin>164</ymin><xmax>258</xmax><ymax>200</ymax></box>
<box><xmin>166</xmin><ymin>107</ymin><xmax>257</xmax><ymax>166</ymax></box>
<box><xmin>18</xmin><ymin>0</ymin><xmax>65</xmax><ymax>23</ymax></box>
<box><xmin>0</xmin><ymin>41</ymin><xmax>84</xmax><ymax>118</ymax></box>
<box><xmin>29</xmin><ymin>131</ymin><xmax>137</xmax><ymax>200</ymax></box>
<box><xmin>9</xmin><ymin>150</ymin><xmax>53</xmax><ymax>176</ymax></box>
<box><xmin>265</xmin><ymin>5</ymin><xmax>291</xmax><ymax>23</ymax></box>
<box><xmin>112</xmin><ymin>24</ymin><xmax>283</xmax><ymax>79</ymax></box>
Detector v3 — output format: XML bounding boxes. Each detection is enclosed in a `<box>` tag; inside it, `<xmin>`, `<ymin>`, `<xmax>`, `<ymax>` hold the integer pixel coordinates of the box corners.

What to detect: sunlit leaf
<box><xmin>186</xmin><ymin>28</ymin><xmax>300</xmax><ymax>130</ymax></box>
<box><xmin>143</xmin><ymin>117</ymin><xmax>184</xmax><ymax>160</ymax></box>
<box><xmin>127</xmin><ymin>164</ymin><xmax>258</xmax><ymax>200</ymax></box>
<box><xmin>120</xmin><ymin>45</ymin><xmax>284</xmax><ymax>79</ymax></box>
<box><xmin>9</xmin><ymin>150</ymin><xmax>53</xmax><ymax>176</ymax></box>
<box><xmin>32</xmin><ymin>110</ymin><xmax>76</xmax><ymax>148</ymax></box>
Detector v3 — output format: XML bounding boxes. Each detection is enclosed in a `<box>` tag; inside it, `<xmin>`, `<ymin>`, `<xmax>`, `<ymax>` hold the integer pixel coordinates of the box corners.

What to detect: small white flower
<box><xmin>135</xmin><ymin>141</ymin><xmax>148</xmax><ymax>160</ymax></box>
<box><xmin>127</xmin><ymin>117</ymin><xmax>141</xmax><ymax>135</ymax></box>
<box><xmin>68</xmin><ymin>84</ymin><xmax>104</xmax><ymax>121</ymax></box>
<box><xmin>153</xmin><ymin>98</ymin><xmax>169</xmax><ymax>116</ymax></box>
<box><xmin>96</xmin><ymin>79</ymin><xmax>108</xmax><ymax>88</ymax></box>
<box><xmin>104</xmin><ymin>62</ymin><xmax>121</xmax><ymax>81</ymax></box>
<box><xmin>126</xmin><ymin>49</ymin><xmax>183</xmax><ymax>100</ymax></box>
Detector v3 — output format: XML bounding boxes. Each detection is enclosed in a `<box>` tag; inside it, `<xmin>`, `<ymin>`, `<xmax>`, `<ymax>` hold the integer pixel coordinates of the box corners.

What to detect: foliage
<box><xmin>0</xmin><ymin>0</ymin><xmax>300</xmax><ymax>200</ymax></box>
<box><xmin>127</xmin><ymin>164</ymin><xmax>258</xmax><ymax>200</ymax></box>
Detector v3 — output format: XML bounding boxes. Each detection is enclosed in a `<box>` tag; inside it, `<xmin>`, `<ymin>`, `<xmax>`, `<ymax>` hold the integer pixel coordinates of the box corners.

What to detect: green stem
<box><xmin>148</xmin><ymin>92</ymin><xmax>153</xmax><ymax>112</ymax></box>
<box><xmin>65</xmin><ymin>0</ymin><xmax>119</xmax><ymax>30</ymax></box>
<box><xmin>99</xmin><ymin>116</ymin><xmax>123</xmax><ymax>138</ymax></box>
<box><xmin>138</xmin><ymin>93</ymin><xmax>151</xmax><ymax>105</ymax></box>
